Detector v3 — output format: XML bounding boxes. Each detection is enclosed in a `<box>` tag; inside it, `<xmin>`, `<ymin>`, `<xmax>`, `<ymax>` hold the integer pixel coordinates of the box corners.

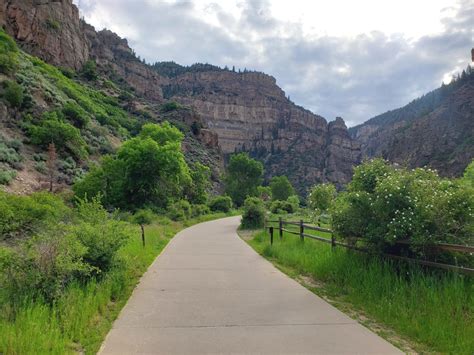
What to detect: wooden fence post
<box><xmin>331</xmin><ymin>234</ymin><xmax>335</xmax><ymax>250</ymax></box>
<box><xmin>300</xmin><ymin>219</ymin><xmax>304</xmax><ymax>242</ymax></box>
<box><xmin>140</xmin><ymin>224</ymin><xmax>145</xmax><ymax>247</ymax></box>
<box><xmin>269</xmin><ymin>226</ymin><xmax>274</xmax><ymax>245</ymax></box>
<box><xmin>279</xmin><ymin>217</ymin><xmax>283</xmax><ymax>240</ymax></box>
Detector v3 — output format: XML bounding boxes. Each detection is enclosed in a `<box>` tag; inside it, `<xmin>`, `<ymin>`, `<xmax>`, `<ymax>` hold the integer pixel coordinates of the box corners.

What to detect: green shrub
<box><xmin>0</xmin><ymin>30</ymin><xmax>19</xmax><ymax>74</ymax></box>
<box><xmin>287</xmin><ymin>195</ymin><xmax>300</xmax><ymax>212</ymax></box>
<box><xmin>60</xmin><ymin>67</ymin><xmax>75</xmax><ymax>78</ymax></box>
<box><xmin>270</xmin><ymin>176</ymin><xmax>294</xmax><ymax>201</ymax></box>
<box><xmin>187</xmin><ymin>162</ymin><xmax>211</xmax><ymax>204</ymax></box>
<box><xmin>6</xmin><ymin>138</ymin><xmax>22</xmax><ymax>151</ymax></box>
<box><xmin>34</xmin><ymin>161</ymin><xmax>47</xmax><ymax>174</ymax></box>
<box><xmin>62</xmin><ymin>102</ymin><xmax>90</xmax><ymax>128</ymax></box>
<box><xmin>160</xmin><ymin>101</ymin><xmax>180</xmax><ymax>112</ymax></box>
<box><xmin>332</xmin><ymin>159</ymin><xmax>474</xmax><ymax>256</ymax></box>
<box><xmin>81</xmin><ymin>60</ymin><xmax>98</xmax><ymax>81</ymax></box>
<box><xmin>191</xmin><ymin>204</ymin><xmax>210</xmax><ymax>217</ymax></box>
<box><xmin>241</xmin><ymin>197</ymin><xmax>265</xmax><ymax>229</ymax></box>
<box><xmin>0</xmin><ymin>233</ymin><xmax>91</xmax><ymax>304</ymax></box>
<box><xmin>45</xmin><ymin>18</ymin><xmax>61</xmax><ymax>31</ymax></box>
<box><xmin>71</xmin><ymin>198</ymin><xmax>130</xmax><ymax>273</ymax></box>
<box><xmin>132</xmin><ymin>209</ymin><xmax>155</xmax><ymax>226</ymax></box>
<box><xmin>308</xmin><ymin>183</ymin><xmax>336</xmax><ymax>213</ymax></box>
<box><xmin>269</xmin><ymin>200</ymin><xmax>294</xmax><ymax>214</ymax></box>
<box><xmin>0</xmin><ymin>143</ymin><xmax>21</xmax><ymax>164</ymax></box>
<box><xmin>167</xmin><ymin>200</ymin><xmax>192</xmax><ymax>221</ymax></box>
<box><xmin>0</xmin><ymin>191</ymin><xmax>69</xmax><ymax>240</ymax></box>
<box><xmin>0</xmin><ymin>168</ymin><xmax>16</xmax><ymax>185</ymax></box>
<box><xmin>2</xmin><ymin>80</ymin><xmax>24</xmax><ymax>108</ymax></box>
<box><xmin>208</xmin><ymin>195</ymin><xmax>232</xmax><ymax>212</ymax></box>
<box><xmin>28</xmin><ymin>112</ymin><xmax>88</xmax><ymax>160</ymax></box>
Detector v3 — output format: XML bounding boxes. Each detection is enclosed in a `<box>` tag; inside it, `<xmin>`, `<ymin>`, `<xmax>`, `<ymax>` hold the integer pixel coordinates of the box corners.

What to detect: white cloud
<box><xmin>74</xmin><ymin>0</ymin><xmax>473</xmax><ymax>126</ymax></box>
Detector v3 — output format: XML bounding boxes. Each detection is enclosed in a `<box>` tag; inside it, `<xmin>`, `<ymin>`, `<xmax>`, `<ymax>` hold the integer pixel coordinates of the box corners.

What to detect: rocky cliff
<box><xmin>1</xmin><ymin>0</ymin><xmax>361</xmax><ymax>193</ymax></box>
<box><xmin>0</xmin><ymin>0</ymin><xmax>89</xmax><ymax>70</ymax></box>
<box><xmin>159</xmin><ymin>68</ymin><xmax>361</xmax><ymax>192</ymax></box>
<box><xmin>350</xmin><ymin>71</ymin><xmax>474</xmax><ymax>176</ymax></box>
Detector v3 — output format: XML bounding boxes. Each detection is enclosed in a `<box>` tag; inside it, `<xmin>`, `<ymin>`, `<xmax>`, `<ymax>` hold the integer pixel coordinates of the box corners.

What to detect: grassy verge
<box><xmin>0</xmin><ymin>212</ymin><xmax>236</xmax><ymax>354</ymax></box>
<box><xmin>247</xmin><ymin>229</ymin><xmax>474</xmax><ymax>354</ymax></box>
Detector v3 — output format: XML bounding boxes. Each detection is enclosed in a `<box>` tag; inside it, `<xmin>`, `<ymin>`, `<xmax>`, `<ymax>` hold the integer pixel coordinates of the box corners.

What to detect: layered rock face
<box><xmin>163</xmin><ymin>71</ymin><xmax>361</xmax><ymax>192</ymax></box>
<box><xmin>0</xmin><ymin>0</ymin><xmax>89</xmax><ymax>70</ymax></box>
<box><xmin>85</xmin><ymin>27</ymin><xmax>165</xmax><ymax>101</ymax></box>
<box><xmin>1</xmin><ymin>0</ymin><xmax>362</xmax><ymax>193</ymax></box>
<box><xmin>351</xmin><ymin>75</ymin><xmax>474</xmax><ymax>176</ymax></box>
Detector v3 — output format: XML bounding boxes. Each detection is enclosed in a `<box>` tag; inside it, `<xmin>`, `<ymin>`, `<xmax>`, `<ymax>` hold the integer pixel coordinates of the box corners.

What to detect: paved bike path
<box><xmin>100</xmin><ymin>216</ymin><xmax>402</xmax><ymax>354</ymax></box>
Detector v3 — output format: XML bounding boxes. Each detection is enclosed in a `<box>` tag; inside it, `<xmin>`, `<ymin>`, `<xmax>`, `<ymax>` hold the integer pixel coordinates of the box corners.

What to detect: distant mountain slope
<box><xmin>350</xmin><ymin>69</ymin><xmax>474</xmax><ymax>176</ymax></box>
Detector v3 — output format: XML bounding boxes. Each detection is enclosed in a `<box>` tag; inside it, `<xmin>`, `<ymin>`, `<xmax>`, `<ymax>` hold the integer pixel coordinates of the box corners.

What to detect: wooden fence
<box><xmin>265</xmin><ymin>217</ymin><xmax>474</xmax><ymax>276</ymax></box>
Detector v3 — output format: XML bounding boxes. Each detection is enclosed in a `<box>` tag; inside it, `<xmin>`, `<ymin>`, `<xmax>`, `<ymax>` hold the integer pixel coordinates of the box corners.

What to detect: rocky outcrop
<box><xmin>0</xmin><ymin>0</ymin><xmax>90</xmax><ymax>70</ymax></box>
<box><xmin>85</xmin><ymin>27</ymin><xmax>165</xmax><ymax>101</ymax></box>
<box><xmin>162</xmin><ymin>70</ymin><xmax>361</xmax><ymax>192</ymax></box>
<box><xmin>351</xmin><ymin>73</ymin><xmax>474</xmax><ymax>177</ymax></box>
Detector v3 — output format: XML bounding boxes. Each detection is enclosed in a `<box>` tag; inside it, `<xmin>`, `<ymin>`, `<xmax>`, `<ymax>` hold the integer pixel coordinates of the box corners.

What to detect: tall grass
<box><xmin>0</xmin><ymin>213</ymin><xmax>233</xmax><ymax>354</ymax></box>
<box><xmin>249</xmin><ymin>230</ymin><xmax>474</xmax><ymax>354</ymax></box>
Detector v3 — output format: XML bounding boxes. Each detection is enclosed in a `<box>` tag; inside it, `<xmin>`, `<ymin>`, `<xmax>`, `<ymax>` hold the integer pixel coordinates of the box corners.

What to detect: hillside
<box><xmin>350</xmin><ymin>68</ymin><xmax>474</xmax><ymax>176</ymax></box>
<box><xmin>0</xmin><ymin>0</ymin><xmax>223</xmax><ymax>194</ymax></box>
<box><xmin>0</xmin><ymin>0</ymin><xmax>360</xmax><ymax>195</ymax></box>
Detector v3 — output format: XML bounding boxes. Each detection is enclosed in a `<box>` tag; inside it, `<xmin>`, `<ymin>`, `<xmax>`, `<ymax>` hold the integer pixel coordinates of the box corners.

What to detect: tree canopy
<box><xmin>270</xmin><ymin>175</ymin><xmax>294</xmax><ymax>201</ymax></box>
<box><xmin>74</xmin><ymin>121</ymin><xmax>193</xmax><ymax>210</ymax></box>
<box><xmin>224</xmin><ymin>153</ymin><xmax>263</xmax><ymax>206</ymax></box>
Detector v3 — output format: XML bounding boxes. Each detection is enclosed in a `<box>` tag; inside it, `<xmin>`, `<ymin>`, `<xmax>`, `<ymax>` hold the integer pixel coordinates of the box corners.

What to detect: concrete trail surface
<box><xmin>100</xmin><ymin>216</ymin><xmax>402</xmax><ymax>354</ymax></box>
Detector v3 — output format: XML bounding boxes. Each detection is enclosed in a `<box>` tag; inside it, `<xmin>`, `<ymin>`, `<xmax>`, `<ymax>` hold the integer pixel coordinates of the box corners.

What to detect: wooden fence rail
<box><xmin>265</xmin><ymin>218</ymin><xmax>474</xmax><ymax>276</ymax></box>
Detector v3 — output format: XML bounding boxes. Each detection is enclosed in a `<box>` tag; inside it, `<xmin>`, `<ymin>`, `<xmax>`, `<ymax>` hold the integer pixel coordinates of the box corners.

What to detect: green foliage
<box><xmin>2</xmin><ymin>80</ymin><xmax>24</xmax><ymax>108</ymax></box>
<box><xmin>45</xmin><ymin>19</ymin><xmax>60</xmax><ymax>31</ymax></box>
<box><xmin>269</xmin><ymin>199</ymin><xmax>294</xmax><ymax>214</ymax></box>
<box><xmin>461</xmin><ymin>159</ymin><xmax>474</xmax><ymax>188</ymax></box>
<box><xmin>287</xmin><ymin>195</ymin><xmax>300</xmax><ymax>212</ymax></box>
<box><xmin>0</xmin><ymin>30</ymin><xmax>19</xmax><ymax>74</ymax></box>
<box><xmin>0</xmin><ymin>233</ymin><xmax>91</xmax><ymax>304</ymax></box>
<box><xmin>74</xmin><ymin>122</ymin><xmax>191</xmax><ymax>210</ymax></box>
<box><xmin>241</xmin><ymin>197</ymin><xmax>265</xmax><ymax>229</ymax></box>
<box><xmin>225</xmin><ymin>153</ymin><xmax>263</xmax><ymax>206</ymax></box>
<box><xmin>34</xmin><ymin>161</ymin><xmax>47</xmax><ymax>174</ymax></box>
<box><xmin>208</xmin><ymin>195</ymin><xmax>232</xmax><ymax>213</ymax></box>
<box><xmin>190</xmin><ymin>121</ymin><xmax>201</xmax><ymax>135</ymax></box>
<box><xmin>62</xmin><ymin>102</ymin><xmax>90</xmax><ymax>128</ymax></box>
<box><xmin>257</xmin><ymin>185</ymin><xmax>272</xmax><ymax>201</ymax></box>
<box><xmin>186</xmin><ymin>162</ymin><xmax>211</xmax><ymax>204</ymax></box>
<box><xmin>332</xmin><ymin>159</ymin><xmax>474</xmax><ymax>255</ymax></box>
<box><xmin>81</xmin><ymin>60</ymin><xmax>98</xmax><ymax>81</ymax></box>
<box><xmin>270</xmin><ymin>175</ymin><xmax>294</xmax><ymax>201</ymax></box>
<box><xmin>349</xmin><ymin>158</ymin><xmax>392</xmax><ymax>193</ymax></box>
<box><xmin>28</xmin><ymin>112</ymin><xmax>88</xmax><ymax>160</ymax></box>
<box><xmin>191</xmin><ymin>204</ymin><xmax>210</xmax><ymax>217</ymax></box>
<box><xmin>59</xmin><ymin>67</ymin><xmax>75</xmax><ymax>78</ymax></box>
<box><xmin>167</xmin><ymin>200</ymin><xmax>192</xmax><ymax>221</ymax></box>
<box><xmin>308</xmin><ymin>183</ymin><xmax>336</xmax><ymax>213</ymax></box>
<box><xmin>160</xmin><ymin>101</ymin><xmax>180</xmax><ymax>112</ymax></box>
<box><xmin>70</xmin><ymin>198</ymin><xmax>130</xmax><ymax>273</ymax></box>
<box><xmin>0</xmin><ymin>142</ymin><xmax>22</xmax><ymax>165</ymax></box>
<box><xmin>0</xmin><ymin>191</ymin><xmax>69</xmax><ymax>240</ymax></box>
<box><xmin>21</xmin><ymin>53</ymin><xmax>137</xmax><ymax>132</ymax></box>
<box><xmin>140</xmin><ymin>121</ymin><xmax>184</xmax><ymax>146</ymax></box>
<box><xmin>132</xmin><ymin>209</ymin><xmax>155</xmax><ymax>226</ymax></box>
<box><xmin>0</xmin><ymin>169</ymin><xmax>16</xmax><ymax>185</ymax></box>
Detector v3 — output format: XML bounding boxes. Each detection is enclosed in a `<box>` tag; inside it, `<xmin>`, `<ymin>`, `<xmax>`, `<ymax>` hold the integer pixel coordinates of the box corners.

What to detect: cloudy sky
<box><xmin>74</xmin><ymin>0</ymin><xmax>473</xmax><ymax>126</ymax></box>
